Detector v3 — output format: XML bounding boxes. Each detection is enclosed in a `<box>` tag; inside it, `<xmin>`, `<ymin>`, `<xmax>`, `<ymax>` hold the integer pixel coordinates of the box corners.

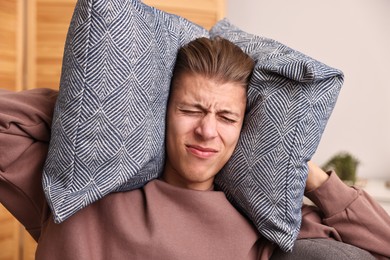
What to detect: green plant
<box><xmin>322</xmin><ymin>152</ymin><xmax>360</xmax><ymax>184</ymax></box>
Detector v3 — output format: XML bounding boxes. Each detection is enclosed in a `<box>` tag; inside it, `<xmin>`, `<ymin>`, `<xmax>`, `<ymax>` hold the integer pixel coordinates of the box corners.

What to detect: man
<box><xmin>162</xmin><ymin>37</ymin><xmax>252</xmax><ymax>191</ymax></box>
<box><xmin>1</xmin><ymin>37</ymin><xmax>390</xmax><ymax>259</ymax></box>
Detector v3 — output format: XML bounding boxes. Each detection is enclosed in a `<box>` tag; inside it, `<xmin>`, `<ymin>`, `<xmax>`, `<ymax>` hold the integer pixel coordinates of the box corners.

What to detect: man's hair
<box><xmin>171</xmin><ymin>37</ymin><xmax>254</xmax><ymax>89</ymax></box>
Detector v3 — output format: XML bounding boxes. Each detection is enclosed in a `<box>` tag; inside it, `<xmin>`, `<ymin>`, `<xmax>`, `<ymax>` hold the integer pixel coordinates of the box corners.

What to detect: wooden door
<box><xmin>0</xmin><ymin>204</ymin><xmax>21</xmax><ymax>260</ymax></box>
<box><xmin>0</xmin><ymin>0</ymin><xmax>23</xmax><ymax>91</ymax></box>
<box><xmin>25</xmin><ymin>0</ymin><xmax>225</xmax><ymax>90</ymax></box>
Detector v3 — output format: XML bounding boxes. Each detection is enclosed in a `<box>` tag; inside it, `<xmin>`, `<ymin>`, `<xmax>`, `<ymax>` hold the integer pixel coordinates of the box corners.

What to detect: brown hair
<box><xmin>171</xmin><ymin>37</ymin><xmax>254</xmax><ymax>89</ymax></box>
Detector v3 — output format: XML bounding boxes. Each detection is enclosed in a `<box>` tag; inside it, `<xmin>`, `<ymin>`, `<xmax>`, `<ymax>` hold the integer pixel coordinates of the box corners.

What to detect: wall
<box><xmin>227</xmin><ymin>0</ymin><xmax>390</xmax><ymax>179</ymax></box>
<box><xmin>0</xmin><ymin>0</ymin><xmax>23</xmax><ymax>91</ymax></box>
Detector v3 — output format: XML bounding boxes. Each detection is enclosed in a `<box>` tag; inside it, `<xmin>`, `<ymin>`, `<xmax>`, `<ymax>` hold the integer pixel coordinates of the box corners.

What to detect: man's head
<box><xmin>163</xmin><ymin>37</ymin><xmax>254</xmax><ymax>190</ymax></box>
<box><xmin>171</xmin><ymin>37</ymin><xmax>253</xmax><ymax>89</ymax></box>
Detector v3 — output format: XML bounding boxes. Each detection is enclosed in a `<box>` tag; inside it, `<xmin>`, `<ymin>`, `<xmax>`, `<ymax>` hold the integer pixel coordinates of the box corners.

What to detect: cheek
<box><xmin>220</xmin><ymin>127</ymin><xmax>242</xmax><ymax>151</ymax></box>
<box><xmin>166</xmin><ymin>116</ymin><xmax>194</xmax><ymax>148</ymax></box>
<box><xmin>170</xmin><ymin>116</ymin><xmax>197</xmax><ymax>135</ymax></box>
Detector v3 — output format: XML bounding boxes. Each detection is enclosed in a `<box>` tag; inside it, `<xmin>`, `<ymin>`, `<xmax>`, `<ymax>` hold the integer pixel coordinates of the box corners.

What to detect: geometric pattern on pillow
<box><xmin>211</xmin><ymin>19</ymin><xmax>344</xmax><ymax>252</ymax></box>
<box><xmin>43</xmin><ymin>0</ymin><xmax>208</xmax><ymax>223</ymax></box>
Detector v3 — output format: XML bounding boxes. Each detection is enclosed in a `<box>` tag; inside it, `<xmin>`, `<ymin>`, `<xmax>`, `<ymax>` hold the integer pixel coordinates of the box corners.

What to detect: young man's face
<box><xmin>163</xmin><ymin>73</ymin><xmax>247</xmax><ymax>190</ymax></box>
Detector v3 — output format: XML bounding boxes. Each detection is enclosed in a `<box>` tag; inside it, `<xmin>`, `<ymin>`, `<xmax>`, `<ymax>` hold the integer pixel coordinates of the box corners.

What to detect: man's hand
<box><xmin>305</xmin><ymin>161</ymin><xmax>330</xmax><ymax>192</ymax></box>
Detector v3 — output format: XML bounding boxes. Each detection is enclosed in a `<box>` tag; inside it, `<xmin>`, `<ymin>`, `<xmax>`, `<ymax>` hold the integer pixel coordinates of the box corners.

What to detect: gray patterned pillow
<box><xmin>42</xmin><ymin>0</ymin><xmax>208</xmax><ymax>223</ymax></box>
<box><xmin>211</xmin><ymin>19</ymin><xmax>344</xmax><ymax>251</ymax></box>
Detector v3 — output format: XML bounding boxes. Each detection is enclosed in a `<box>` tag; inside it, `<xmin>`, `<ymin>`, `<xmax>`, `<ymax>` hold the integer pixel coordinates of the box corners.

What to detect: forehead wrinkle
<box><xmin>172</xmin><ymin>74</ymin><xmax>246</xmax><ymax>117</ymax></box>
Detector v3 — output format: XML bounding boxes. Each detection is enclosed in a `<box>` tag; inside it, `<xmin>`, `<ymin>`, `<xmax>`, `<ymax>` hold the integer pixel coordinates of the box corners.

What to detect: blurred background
<box><xmin>227</xmin><ymin>0</ymin><xmax>390</xmax><ymax>181</ymax></box>
<box><xmin>0</xmin><ymin>0</ymin><xmax>389</xmax><ymax>259</ymax></box>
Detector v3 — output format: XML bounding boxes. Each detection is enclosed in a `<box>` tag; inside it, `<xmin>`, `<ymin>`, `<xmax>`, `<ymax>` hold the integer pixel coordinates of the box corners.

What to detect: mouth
<box><xmin>186</xmin><ymin>144</ymin><xmax>218</xmax><ymax>159</ymax></box>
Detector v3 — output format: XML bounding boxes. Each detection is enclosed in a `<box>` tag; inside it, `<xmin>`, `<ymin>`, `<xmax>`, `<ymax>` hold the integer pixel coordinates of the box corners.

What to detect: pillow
<box><xmin>43</xmin><ymin>0</ymin><xmax>343</xmax><ymax>251</ymax></box>
<box><xmin>210</xmin><ymin>19</ymin><xmax>344</xmax><ymax>251</ymax></box>
<box><xmin>42</xmin><ymin>0</ymin><xmax>208</xmax><ymax>223</ymax></box>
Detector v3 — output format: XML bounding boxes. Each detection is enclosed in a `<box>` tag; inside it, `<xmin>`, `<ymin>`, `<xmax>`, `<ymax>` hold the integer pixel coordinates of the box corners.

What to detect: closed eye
<box><xmin>220</xmin><ymin>116</ymin><xmax>237</xmax><ymax>124</ymax></box>
<box><xmin>180</xmin><ymin>109</ymin><xmax>203</xmax><ymax>116</ymax></box>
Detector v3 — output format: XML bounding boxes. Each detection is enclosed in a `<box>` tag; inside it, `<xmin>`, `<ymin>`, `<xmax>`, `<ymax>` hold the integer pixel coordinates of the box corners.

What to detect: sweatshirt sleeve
<box><xmin>300</xmin><ymin>171</ymin><xmax>390</xmax><ymax>259</ymax></box>
<box><xmin>0</xmin><ymin>88</ymin><xmax>57</xmax><ymax>241</ymax></box>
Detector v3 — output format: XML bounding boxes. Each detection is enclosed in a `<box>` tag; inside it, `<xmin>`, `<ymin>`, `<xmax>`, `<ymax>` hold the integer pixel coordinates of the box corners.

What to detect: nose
<box><xmin>194</xmin><ymin>114</ymin><xmax>218</xmax><ymax>140</ymax></box>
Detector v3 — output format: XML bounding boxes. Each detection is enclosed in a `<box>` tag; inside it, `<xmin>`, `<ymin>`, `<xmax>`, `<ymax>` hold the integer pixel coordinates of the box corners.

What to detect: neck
<box><xmin>161</xmin><ymin>171</ymin><xmax>214</xmax><ymax>191</ymax></box>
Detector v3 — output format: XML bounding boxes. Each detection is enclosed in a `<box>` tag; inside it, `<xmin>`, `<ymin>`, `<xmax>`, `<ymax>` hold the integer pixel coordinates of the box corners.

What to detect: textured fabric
<box><xmin>0</xmin><ymin>88</ymin><xmax>57</xmax><ymax>240</ymax></box>
<box><xmin>210</xmin><ymin>19</ymin><xmax>344</xmax><ymax>251</ymax></box>
<box><xmin>2</xmin><ymin>93</ymin><xmax>390</xmax><ymax>260</ymax></box>
<box><xmin>302</xmin><ymin>172</ymin><xmax>390</xmax><ymax>258</ymax></box>
<box><xmin>42</xmin><ymin>0</ymin><xmax>344</xmax><ymax>250</ymax></box>
<box><xmin>36</xmin><ymin>180</ymin><xmax>260</xmax><ymax>260</ymax></box>
<box><xmin>42</xmin><ymin>0</ymin><xmax>208</xmax><ymax>223</ymax></box>
<box><xmin>271</xmin><ymin>239</ymin><xmax>376</xmax><ymax>260</ymax></box>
